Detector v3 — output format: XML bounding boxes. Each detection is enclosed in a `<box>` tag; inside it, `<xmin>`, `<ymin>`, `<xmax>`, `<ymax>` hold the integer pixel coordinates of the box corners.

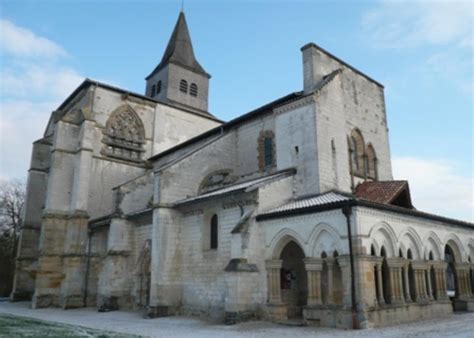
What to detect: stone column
<box><xmin>470</xmin><ymin>264</ymin><xmax>474</xmax><ymax>297</ymax></box>
<box><xmin>325</xmin><ymin>258</ymin><xmax>335</xmax><ymax>305</ymax></box>
<box><xmin>376</xmin><ymin>260</ymin><xmax>385</xmax><ymax>305</ymax></box>
<box><xmin>411</xmin><ymin>261</ymin><xmax>428</xmax><ymax>302</ymax></box>
<box><xmin>432</xmin><ymin>262</ymin><xmax>448</xmax><ymax>300</ymax></box>
<box><xmin>455</xmin><ymin>263</ymin><xmax>472</xmax><ymax>300</ymax></box>
<box><xmin>304</xmin><ymin>258</ymin><xmax>323</xmax><ymax>306</ymax></box>
<box><xmin>386</xmin><ymin>258</ymin><xmax>404</xmax><ymax>304</ymax></box>
<box><xmin>403</xmin><ymin>262</ymin><xmax>412</xmax><ymax>302</ymax></box>
<box><xmin>265</xmin><ymin>259</ymin><xmax>283</xmax><ymax>304</ymax></box>
<box><xmin>426</xmin><ymin>267</ymin><xmax>434</xmax><ymax>301</ymax></box>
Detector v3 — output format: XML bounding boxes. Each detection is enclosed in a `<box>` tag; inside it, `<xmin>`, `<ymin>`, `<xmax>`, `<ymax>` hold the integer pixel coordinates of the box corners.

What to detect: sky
<box><xmin>0</xmin><ymin>0</ymin><xmax>472</xmax><ymax>221</ymax></box>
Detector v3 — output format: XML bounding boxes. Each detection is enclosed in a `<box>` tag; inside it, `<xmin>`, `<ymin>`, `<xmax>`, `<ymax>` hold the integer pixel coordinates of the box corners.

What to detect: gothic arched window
<box><xmin>102</xmin><ymin>105</ymin><xmax>145</xmax><ymax>163</ymax></box>
<box><xmin>190</xmin><ymin>83</ymin><xmax>198</xmax><ymax>97</ymax></box>
<box><xmin>151</xmin><ymin>84</ymin><xmax>156</xmax><ymax>97</ymax></box>
<box><xmin>366</xmin><ymin>144</ymin><xmax>377</xmax><ymax>180</ymax></box>
<box><xmin>348</xmin><ymin>128</ymin><xmax>366</xmax><ymax>178</ymax></box>
<box><xmin>210</xmin><ymin>214</ymin><xmax>218</xmax><ymax>250</ymax></box>
<box><xmin>179</xmin><ymin>79</ymin><xmax>188</xmax><ymax>93</ymax></box>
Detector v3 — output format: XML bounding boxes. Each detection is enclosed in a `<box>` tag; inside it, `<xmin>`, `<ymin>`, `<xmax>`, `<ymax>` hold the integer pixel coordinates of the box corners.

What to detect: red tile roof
<box><xmin>355</xmin><ymin>180</ymin><xmax>413</xmax><ymax>208</ymax></box>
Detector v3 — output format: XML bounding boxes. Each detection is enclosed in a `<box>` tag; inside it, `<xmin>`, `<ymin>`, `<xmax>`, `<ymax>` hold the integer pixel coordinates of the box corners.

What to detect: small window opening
<box><xmin>156</xmin><ymin>81</ymin><xmax>162</xmax><ymax>95</ymax></box>
<box><xmin>179</xmin><ymin>79</ymin><xmax>188</xmax><ymax>93</ymax></box>
<box><xmin>264</xmin><ymin>137</ymin><xmax>274</xmax><ymax>167</ymax></box>
<box><xmin>151</xmin><ymin>85</ymin><xmax>156</xmax><ymax>97</ymax></box>
<box><xmin>190</xmin><ymin>83</ymin><xmax>198</xmax><ymax>97</ymax></box>
<box><xmin>210</xmin><ymin>214</ymin><xmax>218</xmax><ymax>250</ymax></box>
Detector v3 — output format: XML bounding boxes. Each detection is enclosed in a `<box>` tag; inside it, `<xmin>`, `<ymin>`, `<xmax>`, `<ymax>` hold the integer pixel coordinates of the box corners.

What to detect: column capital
<box><xmin>303</xmin><ymin>258</ymin><xmax>323</xmax><ymax>271</ymax></box>
<box><xmin>410</xmin><ymin>260</ymin><xmax>429</xmax><ymax>270</ymax></box>
<box><xmin>265</xmin><ymin>259</ymin><xmax>283</xmax><ymax>270</ymax></box>
<box><xmin>386</xmin><ymin>257</ymin><xmax>406</xmax><ymax>268</ymax></box>
<box><xmin>432</xmin><ymin>261</ymin><xmax>448</xmax><ymax>270</ymax></box>
<box><xmin>454</xmin><ymin>262</ymin><xmax>471</xmax><ymax>271</ymax></box>
<box><xmin>324</xmin><ymin>257</ymin><xmax>336</xmax><ymax>266</ymax></box>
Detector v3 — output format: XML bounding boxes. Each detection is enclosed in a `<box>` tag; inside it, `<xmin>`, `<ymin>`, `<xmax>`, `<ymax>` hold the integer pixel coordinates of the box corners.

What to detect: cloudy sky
<box><xmin>0</xmin><ymin>0</ymin><xmax>472</xmax><ymax>221</ymax></box>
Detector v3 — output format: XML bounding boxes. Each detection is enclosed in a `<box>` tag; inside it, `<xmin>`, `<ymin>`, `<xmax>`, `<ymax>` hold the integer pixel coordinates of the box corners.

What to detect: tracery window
<box><xmin>102</xmin><ymin>106</ymin><xmax>145</xmax><ymax>163</ymax></box>
<box><xmin>190</xmin><ymin>83</ymin><xmax>198</xmax><ymax>97</ymax></box>
<box><xmin>179</xmin><ymin>79</ymin><xmax>188</xmax><ymax>93</ymax></box>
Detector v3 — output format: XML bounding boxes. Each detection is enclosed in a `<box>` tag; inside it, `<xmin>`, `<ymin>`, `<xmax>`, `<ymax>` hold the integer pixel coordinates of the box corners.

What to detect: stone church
<box><xmin>12</xmin><ymin>11</ymin><xmax>474</xmax><ymax>329</ymax></box>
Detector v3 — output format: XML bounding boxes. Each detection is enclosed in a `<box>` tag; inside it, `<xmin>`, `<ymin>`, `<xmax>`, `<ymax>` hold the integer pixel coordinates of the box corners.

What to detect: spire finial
<box><xmin>181</xmin><ymin>0</ymin><xmax>184</xmax><ymax>12</ymax></box>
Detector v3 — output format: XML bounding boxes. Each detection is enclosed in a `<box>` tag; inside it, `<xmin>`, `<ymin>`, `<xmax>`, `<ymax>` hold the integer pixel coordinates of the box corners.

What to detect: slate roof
<box><xmin>261</xmin><ymin>191</ymin><xmax>352</xmax><ymax>215</ymax></box>
<box><xmin>257</xmin><ymin>189</ymin><xmax>472</xmax><ymax>229</ymax></box>
<box><xmin>355</xmin><ymin>180</ymin><xmax>410</xmax><ymax>205</ymax></box>
<box><xmin>146</xmin><ymin>11</ymin><xmax>209</xmax><ymax>79</ymax></box>
<box><xmin>175</xmin><ymin>169</ymin><xmax>296</xmax><ymax>205</ymax></box>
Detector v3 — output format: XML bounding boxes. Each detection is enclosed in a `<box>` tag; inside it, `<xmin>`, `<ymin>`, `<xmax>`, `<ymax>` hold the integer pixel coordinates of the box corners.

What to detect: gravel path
<box><xmin>1</xmin><ymin>301</ymin><xmax>473</xmax><ymax>337</ymax></box>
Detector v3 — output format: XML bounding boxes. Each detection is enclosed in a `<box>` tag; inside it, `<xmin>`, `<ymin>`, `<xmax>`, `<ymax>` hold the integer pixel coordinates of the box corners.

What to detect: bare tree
<box><xmin>0</xmin><ymin>178</ymin><xmax>26</xmax><ymax>296</ymax></box>
<box><xmin>0</xmin><ymin>178</ymin><xmax>26</xmax><ymax>241</ymax></box>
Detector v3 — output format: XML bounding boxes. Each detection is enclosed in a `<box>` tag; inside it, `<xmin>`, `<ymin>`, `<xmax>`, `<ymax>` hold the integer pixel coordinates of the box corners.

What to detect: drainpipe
<box><xmin>342</xmin><ymin>204</ymin><xmax>358</xmax><ymax>329</ymax></box>
<box><xmin>83</xmin><ymin>228</ymin><xmax>92</xmax><ymax>307</ymax></box>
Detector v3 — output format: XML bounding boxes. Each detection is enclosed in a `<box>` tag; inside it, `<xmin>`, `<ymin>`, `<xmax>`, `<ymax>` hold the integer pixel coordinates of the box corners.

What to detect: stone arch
<box><xmin>269</xmin><ymin>228</ymin><xmax>307</xmax><ymax>259</ymax></box>
<box><xmin>279</xmin><ymin>240</ymin><xmax>307</xmax><ymax>318</ymax></box>
<box><xmin>102</xmin><ymin>104</ymin><xmax>145</xmax><ymax>162</ymax></box>
<box><xmin>443</xmin><ymin>234</ymin><xmax>464</xmax><ymax>262</ymax></box>
<box><xmin>398</xmin><ymin>242</ymin><xmax>407</xmax><ymax>258</ymax></box>
<box><xmin>467</xmin><ymin>239</ymin><xmax>474</xmax><ymax>260</ymax></box>
<box><xmin>368</xmin><ymin>222</ymin><xmax>397</xmax><ymax>257</ymax></box>
<box><xmin>398</xmin><ymin>228</ymin><xmax>423</xmax><ymax>260</ymax></box>
<box><xmin>348</xmin><ymin>128</ymin><xmax>366</xmax><ymax>176</ymax></box>
<box><xmin>423</xmin><ymin>231</ymin><xmax>443</xmax><ymax>261</ymax></box>
<box><xmin>366</xmin><ymin>143</ymin><xmax>377</xmax><ymax>179</ymax></box>
<box><xmin>443</xmin><ymin>233</ymin><xmax>464</xmax><ymax>263</ymax></box>
<box><xmin>308</xmin><ymin>223</ymin><xmax>343</xmax><ymax>258</ymax></box>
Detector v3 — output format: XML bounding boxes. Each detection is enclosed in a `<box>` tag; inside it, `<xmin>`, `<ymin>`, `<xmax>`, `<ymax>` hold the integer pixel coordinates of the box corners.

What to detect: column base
<box><xmin>265</xmin><ymin>303</ymin><xmax>287</xmax><ymax>322</ymax></box>
<box><xmin>453</xmin><ymin>298</ymin><xmax>474</xmax><ymax>312</ymax></box>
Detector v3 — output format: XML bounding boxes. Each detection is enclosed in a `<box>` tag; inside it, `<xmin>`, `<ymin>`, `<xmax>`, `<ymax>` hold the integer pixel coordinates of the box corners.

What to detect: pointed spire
<box><xmin>146</xmin><ymin>11</ymin><xmax>209</xmax><ymax>79</ymax></box>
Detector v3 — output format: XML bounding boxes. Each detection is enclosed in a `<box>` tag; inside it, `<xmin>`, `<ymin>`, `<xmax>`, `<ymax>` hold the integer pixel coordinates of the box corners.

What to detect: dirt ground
<box><xmin>1</xmin><ymin>301</ymin><xmax>473</xmax><ymax>338</ymax></box>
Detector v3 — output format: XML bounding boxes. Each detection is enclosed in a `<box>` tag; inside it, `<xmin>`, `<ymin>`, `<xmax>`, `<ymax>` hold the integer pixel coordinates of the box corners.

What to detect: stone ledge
<box><xmin>224</xmin><ymin>259</ymin><xmax>258</xmax><ymax>272</ymax></box>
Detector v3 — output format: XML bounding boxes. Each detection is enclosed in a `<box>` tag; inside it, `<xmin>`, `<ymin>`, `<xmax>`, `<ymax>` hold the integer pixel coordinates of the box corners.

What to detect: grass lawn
<box><xmin>0</xmin><ymin>314</ymin><xmax>142</xmax><ymax>337</ymax></box>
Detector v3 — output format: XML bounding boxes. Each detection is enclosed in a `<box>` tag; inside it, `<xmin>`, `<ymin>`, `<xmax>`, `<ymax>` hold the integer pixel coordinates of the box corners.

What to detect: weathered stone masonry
<box><xmin>12</xmin><ymin>10</ymin><xmax>474</xmax><ymax>330</ymax></box>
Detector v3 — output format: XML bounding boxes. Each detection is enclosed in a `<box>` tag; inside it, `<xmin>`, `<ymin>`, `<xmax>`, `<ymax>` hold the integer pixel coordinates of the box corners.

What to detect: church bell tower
<box><xmin>145</xmin><ymin>11</ymin><xmax>211</xmax><ymax>113</ymax></box>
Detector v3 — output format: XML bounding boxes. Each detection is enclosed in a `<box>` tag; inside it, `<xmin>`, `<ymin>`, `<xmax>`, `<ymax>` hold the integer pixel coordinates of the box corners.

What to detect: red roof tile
<box><xmin>355</xmin><ymin>180</ymin><xmax>413</xmax><ymax>208</ymax></box>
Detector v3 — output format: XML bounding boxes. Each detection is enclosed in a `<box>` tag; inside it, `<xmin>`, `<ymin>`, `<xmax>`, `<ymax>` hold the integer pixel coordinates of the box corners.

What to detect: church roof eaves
<box><xmin>256</xmin><ymin>191</ymin><xmax>473</xmax><ymax>229</ymax></box>
<box><xmin>56</xmin><ymin>78</ymin><xmax>222</xmax><ymax>123</ymax></box>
